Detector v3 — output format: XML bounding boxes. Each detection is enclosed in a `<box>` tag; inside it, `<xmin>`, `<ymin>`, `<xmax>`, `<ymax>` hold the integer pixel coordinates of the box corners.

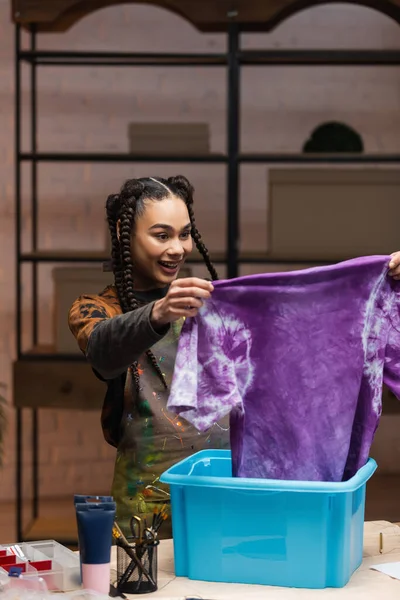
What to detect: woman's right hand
<box><xmin>150</xmin><ymin>277</ymin><xmax>214</xmax><ymax>328</ymax></box>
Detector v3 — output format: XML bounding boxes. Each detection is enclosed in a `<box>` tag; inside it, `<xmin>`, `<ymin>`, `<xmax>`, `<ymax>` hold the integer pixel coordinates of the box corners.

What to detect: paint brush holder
<box><xmin>116</xmin><ymin>537</ymin><xmax>159</xmax><ymax>594</ymax></box>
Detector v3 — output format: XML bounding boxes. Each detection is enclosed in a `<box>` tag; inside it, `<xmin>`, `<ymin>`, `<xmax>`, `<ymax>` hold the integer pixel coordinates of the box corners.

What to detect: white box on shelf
<box><xmin>268</xmin><ymin>169</ymin><xmax>400</xmax><ymax>261</ymax></box>
<box><xmin>128</xmin><ymin>122</ymin><xmax>210</xmax><ymax>155</ymax></box>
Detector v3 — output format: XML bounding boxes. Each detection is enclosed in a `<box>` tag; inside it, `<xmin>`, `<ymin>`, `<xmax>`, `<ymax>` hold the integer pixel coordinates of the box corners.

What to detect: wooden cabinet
<box><xmin>13</xmin><ymin>354</ymin><xmax>104</xmax><ymax>411</ymax></box>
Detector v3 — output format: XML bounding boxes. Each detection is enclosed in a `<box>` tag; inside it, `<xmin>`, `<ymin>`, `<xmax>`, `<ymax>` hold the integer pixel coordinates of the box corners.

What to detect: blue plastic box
<box><xmin>160</xmin><ymin>450</ymin><xmax>377</xmax><ymax>589</ymax></box>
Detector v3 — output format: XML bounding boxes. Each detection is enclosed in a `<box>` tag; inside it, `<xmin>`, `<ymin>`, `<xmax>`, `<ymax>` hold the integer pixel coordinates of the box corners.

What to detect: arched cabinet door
<box><xmin>11</xmin><ymin>0</ymin><xmax>400</xmax><ymax>33</ymax></box>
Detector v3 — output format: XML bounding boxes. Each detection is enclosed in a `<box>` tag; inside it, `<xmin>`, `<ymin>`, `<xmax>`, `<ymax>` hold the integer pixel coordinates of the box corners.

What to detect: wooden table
<box><xmin>110</xmin><ymin>521</ymin><xmax>400</xmax><ymax>599</ymax></box>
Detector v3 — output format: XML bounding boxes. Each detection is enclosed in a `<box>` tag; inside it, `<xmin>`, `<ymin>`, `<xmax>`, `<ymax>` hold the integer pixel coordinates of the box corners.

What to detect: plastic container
<box><xmin>0</xmin><ymin>541</ymin><xmax>81</xmax><ymax>592</ymax></box>
<box><xmin>160</xmin><ymin>449</ymin><xmax>377</xmax><ymax>589</ymax></box>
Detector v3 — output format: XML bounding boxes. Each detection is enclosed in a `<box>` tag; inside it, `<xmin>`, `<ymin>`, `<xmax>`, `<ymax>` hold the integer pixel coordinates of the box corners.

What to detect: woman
<box><xmin>68</xmin><ymin>175</ymin><xmax>230</xmax><ymax>537</ymax></box>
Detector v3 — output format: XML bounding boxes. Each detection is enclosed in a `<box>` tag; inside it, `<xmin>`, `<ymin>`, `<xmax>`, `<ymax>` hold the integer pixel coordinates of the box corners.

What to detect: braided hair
<box><xmin>106</xmin><ymin>174</ymin><xmax>218</xmax><ymax>391</ymax></box>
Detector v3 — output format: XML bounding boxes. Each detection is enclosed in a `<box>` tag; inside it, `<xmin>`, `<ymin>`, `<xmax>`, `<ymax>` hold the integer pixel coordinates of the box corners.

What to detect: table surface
<box><xmin>110</xmin><ymin>521</ymin><xmax>400</xmax><ymax>599</ymax></box>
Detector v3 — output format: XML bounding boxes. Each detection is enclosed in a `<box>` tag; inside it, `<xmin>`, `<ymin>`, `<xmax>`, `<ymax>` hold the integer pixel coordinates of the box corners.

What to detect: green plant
<box><xmin>0</xmin><ymin>383</ymin><xmax>7</xmax><ymax>466</ymax></box>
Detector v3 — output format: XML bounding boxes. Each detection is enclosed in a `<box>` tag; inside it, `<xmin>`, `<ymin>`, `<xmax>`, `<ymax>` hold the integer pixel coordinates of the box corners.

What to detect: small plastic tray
<box><xmin>0</xmin><ymin>540</ymin><xmax>81</xmax><ymax>592</ymax></box>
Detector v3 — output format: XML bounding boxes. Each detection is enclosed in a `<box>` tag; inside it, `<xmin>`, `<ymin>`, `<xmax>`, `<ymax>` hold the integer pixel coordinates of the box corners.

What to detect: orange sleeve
<box><xmin>68</xmin><ymin>290</ymin><xmax>121</xmax><ymax>353</ymax></box>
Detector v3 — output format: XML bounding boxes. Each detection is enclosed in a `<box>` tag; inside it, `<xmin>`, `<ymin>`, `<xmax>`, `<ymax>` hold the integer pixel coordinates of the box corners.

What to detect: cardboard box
<box><xmin>268</xmin><ymin>169</ymin><xmax>400</xmax><ymax>261</ymax></box>
<box><xmin>128</xmin><ymin>122</ymin><xmax>210</xmax><ymax>154</ymax></box>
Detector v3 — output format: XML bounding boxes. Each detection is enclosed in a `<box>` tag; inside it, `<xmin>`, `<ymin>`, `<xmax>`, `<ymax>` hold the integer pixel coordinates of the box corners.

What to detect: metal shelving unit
<box><xmin>14</xmin><ymin>3</ymin><xmax>400</xmax><ymax>543</ymax></box>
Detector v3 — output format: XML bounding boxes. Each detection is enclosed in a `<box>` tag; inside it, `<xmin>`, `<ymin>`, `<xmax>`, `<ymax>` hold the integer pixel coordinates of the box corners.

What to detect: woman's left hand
<box><xmin>388</xmin><ymin>252</ymin><xmax>400</xmax><ymax>279</ymax></box>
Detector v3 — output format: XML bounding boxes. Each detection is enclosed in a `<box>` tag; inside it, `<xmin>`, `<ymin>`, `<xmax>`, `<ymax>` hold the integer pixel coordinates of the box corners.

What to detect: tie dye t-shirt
<box><xmin>168</xmin><ymin>256</ymin><xmax>400</xmax><ymax>482</ymax></box>
<box><xmin>68</xmin><ymin>285</ymin><xmax>230</xmax><ymax>538</ymax></box>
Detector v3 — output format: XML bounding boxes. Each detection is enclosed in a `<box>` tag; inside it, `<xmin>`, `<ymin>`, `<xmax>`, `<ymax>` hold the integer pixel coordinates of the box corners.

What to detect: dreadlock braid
<box><xmin>105</xmin><ymin>174</ymin><xmax>218</xmax><ymax>392</ymax></box>
<box><xmin>167</xmin><ymin>175</ymin><xmax>219</xmax><ymax>281</ymax></box>
<box><xmin>187</xmin><ymin>203</ymin><xmax>219</xmax><ymax>281</ymax></box>
<box><xmin>117</xmin><ymin>188</ymin><xmax>166</xmax><ymax>390</ymax></box>
<box><xmin>106</xmin><ymin>194</ymin><xmax>128</xmax><ymax>313</ymax></box>
<box><xmin>145</xmin><ymin>350</ymin><xmax>167</xmax><ymax>388</ymax></box>
<box><xmin>119</xmin><ymin>204</ymin><xmax>138</xmax><ymax>309</ymax></box>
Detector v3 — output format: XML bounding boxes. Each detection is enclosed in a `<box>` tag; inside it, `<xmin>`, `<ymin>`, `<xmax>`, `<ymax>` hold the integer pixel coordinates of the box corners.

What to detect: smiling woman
<box><xmin>68</xmin><ymin>175</ymin><xmax>230</xmax><ymax>538</ymax></box>
<box><xmin>129</xmin><ymin>194</ymin><xmax>193</xmax><ymax>290</ymax></box>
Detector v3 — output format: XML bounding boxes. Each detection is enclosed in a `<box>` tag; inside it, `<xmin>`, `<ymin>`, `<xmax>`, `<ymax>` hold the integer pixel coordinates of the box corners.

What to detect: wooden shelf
<box><xmin>11</xmin><ymin>0</ymin><xmax>400</xmax><ymax>33</ymax></box>
<box><xmin>14</xmin><ymin>353</ymin><xmax>105</xmax><ymax>409</ymax></box>
<box><xmin>20</xmin><ymin>344</ymin><xmax>86</xmax><ymax>361</ymax></box>
<box><xmin>19</xmin><ymin>50</ymin><xmax>228</xmax><ymax>66</ymax></box>
<box><xmin>20</xmin><ymin>250</ymin><xmax>336</xmax><ymax>265</ymax></box>
<box><xmin>239</xmin><ymin>49</ymin><xmax>400</xmax><ymax>66</ymax></box>
<box><xmin>18</xmin><ymin>152</ymin><xmax>400</xmax><ymax>165</ymax></box>
<box><xmin>240</xmin><ymin>153</ymin><xmax>400</xmax><ymax>164</ymax></box>
<box><xmin>18</xmin><ymin>49</ymin><xmax>400</xmax><ymax>67</ymax></box>
<box><xmin>20</xmin><ymin>152</ymin><xmax>227</xmax><ymax>163</ymax></box>
<box><xmin>20</xmin><ymin>249</ymin><xmax>227</xmax><ymax>264</ymax></box>
<box><xmin>21</xmin><ymin>250</ymin><xmax>110</xmax><ymax>263</ymax></box>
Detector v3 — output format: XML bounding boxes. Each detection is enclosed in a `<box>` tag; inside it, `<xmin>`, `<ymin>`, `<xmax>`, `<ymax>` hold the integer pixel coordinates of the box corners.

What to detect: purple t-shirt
<box><xmin>168</xmin><ymin>256</ymin><xmax>400</xmax><ymax>482</ymax></box>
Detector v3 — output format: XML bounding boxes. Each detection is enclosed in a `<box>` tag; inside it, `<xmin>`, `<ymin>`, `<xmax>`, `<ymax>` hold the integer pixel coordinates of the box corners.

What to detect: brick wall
<box><xmin>0</xmin><ymin>3</ymin><xmax>399</xmax><ymax>501</ymax></box>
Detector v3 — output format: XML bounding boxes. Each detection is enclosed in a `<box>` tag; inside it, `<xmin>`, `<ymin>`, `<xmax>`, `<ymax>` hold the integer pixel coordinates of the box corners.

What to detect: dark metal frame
<box><xmin>15</xmin><ymin>19</ymin><xmax>400</xmax><ymax>542</ymax></box>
